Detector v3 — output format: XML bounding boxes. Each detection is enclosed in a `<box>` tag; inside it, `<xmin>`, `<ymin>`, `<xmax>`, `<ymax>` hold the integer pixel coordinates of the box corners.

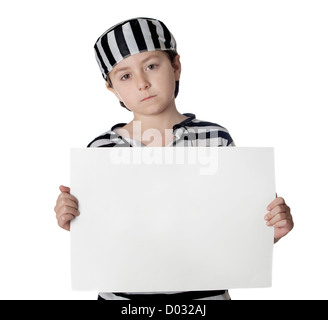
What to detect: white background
<box><xmin>0</xmin><ymin>0</ymin><xmax>327</xmax><ymax>299</ymax></box>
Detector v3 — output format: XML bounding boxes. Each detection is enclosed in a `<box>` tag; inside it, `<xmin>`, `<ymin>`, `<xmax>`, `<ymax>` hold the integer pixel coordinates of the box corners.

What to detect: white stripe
<box><xmin>122</xmin><ymin>22</ymin><xmax>140</xmax><ymax>55</ymax></box>
<box><xmin>95</xmin><ymin>41</ymin><xmax>111</xmax><ymax>75</ymax></box>
<box><xmin>138</xmin><ymin>19</ymin><xmax>155</xmax><ymax>51</ymax></box>
<box><xmin>107</xmin><ymin>31</ymin><xmax>123</xmax><ymax>64</ymax></box>
<box><xmin>195</xmin><ymin>137</ymin><xmax>231</xmax><ymax>147</ymax></box>
<box><xmin>152</xmin><ymin>20</ymin><xmax>166</xmax><ymax>50</ymax></box>
<box><xmin>170</xmin><ymin>34</ymin><xmax>177</xmax><ymax>50</ymax></box>
<box><xmin>89</xmin><ymin>138</ymin><xmax>125</xmax><ymax>148</ymax></box>
<box><xmin>189</xmin><ymin>126</ymin><xmax>229</xmax><ymax>133</ymax></box>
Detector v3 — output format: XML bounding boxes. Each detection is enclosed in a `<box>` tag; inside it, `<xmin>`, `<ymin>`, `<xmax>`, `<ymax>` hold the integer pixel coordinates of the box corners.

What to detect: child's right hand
<box><xmin>54</xmin><ymin>185</ymin><xmax>79</xmax><ymax>231</ymax></box>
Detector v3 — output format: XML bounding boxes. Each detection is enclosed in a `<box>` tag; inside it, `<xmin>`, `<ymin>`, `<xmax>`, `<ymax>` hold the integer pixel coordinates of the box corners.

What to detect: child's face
<box><xmin>107</xmin><ymin>51</ymin><xmax>181</xmax><ymax>117</ymax></box>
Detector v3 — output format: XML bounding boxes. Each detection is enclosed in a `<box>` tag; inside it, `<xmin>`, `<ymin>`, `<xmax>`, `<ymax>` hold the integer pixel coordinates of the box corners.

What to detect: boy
<box><xmin>54</xmin><ymin>17</ymin><xmax>294</xmax><ymax>300</ymax></box>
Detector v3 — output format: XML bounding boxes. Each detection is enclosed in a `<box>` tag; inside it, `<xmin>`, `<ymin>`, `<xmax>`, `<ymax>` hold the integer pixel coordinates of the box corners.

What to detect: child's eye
<box><xmin>146</xmin><ymin>64</ymin><xmax>157</xmax><ymax>71</ymax></box>
<box><xmin>121</xmin><ymin>74</ymin><xmax>131</xmax><ymax>81</ymax></box>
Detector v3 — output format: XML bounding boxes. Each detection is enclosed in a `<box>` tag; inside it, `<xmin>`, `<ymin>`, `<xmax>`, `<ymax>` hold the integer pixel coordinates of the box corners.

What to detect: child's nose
<box><xmin>137</xmin><ymin>75</ymin><xmax>151</xmax><ymax>91</ymax></box>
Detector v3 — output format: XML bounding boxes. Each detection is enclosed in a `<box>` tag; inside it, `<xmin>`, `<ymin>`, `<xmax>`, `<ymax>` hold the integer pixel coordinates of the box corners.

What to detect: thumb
<box><xmin>59</xmin><ymin>185</ymin><xmax>71</xmax><ymax>194</ymax></box>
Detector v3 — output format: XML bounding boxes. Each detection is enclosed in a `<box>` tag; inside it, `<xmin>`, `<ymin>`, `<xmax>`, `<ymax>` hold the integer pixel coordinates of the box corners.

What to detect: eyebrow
<box><xmin>112</xmin><ymin>66</ymin><xmax>130</xmax><ymax>76</ymax></box>
<box><xmin>112</xmin><ymin>54</ymin><xmax>161</xmax><ymax>76</ymax></box>
<box><xmin>140</xmin><ymin>54</ymin><xmax>160</xmax><ymax>64</ymax></box>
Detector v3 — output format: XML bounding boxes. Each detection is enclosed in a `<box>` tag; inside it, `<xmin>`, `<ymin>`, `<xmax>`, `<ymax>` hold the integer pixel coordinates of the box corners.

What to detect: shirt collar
<box><xmin>111</xmin><ymin>113</ymin><xmax>196</xmax><ymax>133</ymax></box>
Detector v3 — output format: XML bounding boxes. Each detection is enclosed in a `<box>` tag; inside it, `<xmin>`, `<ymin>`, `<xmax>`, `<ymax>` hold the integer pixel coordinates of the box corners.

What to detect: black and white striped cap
<box><xmin>94</xmin><ymin>17</ymin><xmax>177</xmax><ymax>80</ymax></box>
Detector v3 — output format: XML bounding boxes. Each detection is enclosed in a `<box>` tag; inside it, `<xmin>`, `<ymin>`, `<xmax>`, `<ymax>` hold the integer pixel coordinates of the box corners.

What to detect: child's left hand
<box><xmin>265</xmin><ymin>196</ymin><xmax>294</xmax><ymax>243</ymax></box>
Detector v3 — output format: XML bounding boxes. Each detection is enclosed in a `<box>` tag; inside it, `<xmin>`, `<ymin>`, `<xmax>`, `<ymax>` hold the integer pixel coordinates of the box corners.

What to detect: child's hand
<box><xmin>54</xmin><ymin>185</ymin><xmax>79</xmax><ymax>231</ymax></box>
<box><xmin>265</xmin><ymin>196</ymin><xmax>294</xmax><ymax>243</ymax></box>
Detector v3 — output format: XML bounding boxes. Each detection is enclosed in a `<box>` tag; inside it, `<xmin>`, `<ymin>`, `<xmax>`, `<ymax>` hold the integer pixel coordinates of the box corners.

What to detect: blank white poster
<box><xmin>70</xmin><ymin>147</ymin><xmax>275</xmax><ymax>292</ymax></box>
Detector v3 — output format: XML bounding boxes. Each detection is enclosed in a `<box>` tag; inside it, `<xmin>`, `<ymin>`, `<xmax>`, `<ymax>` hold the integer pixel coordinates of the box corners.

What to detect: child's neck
<box><xmin>117</xmin><ymin>104</ymin><xmax>187</xmax><ymax>147</ymax></box>
<box><xmin>131</xmin><ymin>105</ymin><xmax>187</xmax><ymax>134</ymax></box>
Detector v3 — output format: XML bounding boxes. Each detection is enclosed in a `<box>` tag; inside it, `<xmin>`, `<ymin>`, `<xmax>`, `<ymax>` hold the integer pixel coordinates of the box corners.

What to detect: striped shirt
<box><xmin>87</xmin><ymin>113</ymin><xmax>235</xmax><ymax>300</ymax></box>
<box><xmin>88</xmin><ymin>113</ymin><xmax>235</xmax><ymax>148</ymax></box>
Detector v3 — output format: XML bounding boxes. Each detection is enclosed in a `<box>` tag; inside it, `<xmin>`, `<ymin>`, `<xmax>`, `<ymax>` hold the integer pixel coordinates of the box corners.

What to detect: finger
<box><xmin>267</xmin><ymin>203</ymin><xmax>289</xmax><ymax>217</ymax></box>
<box><xmin>58</xmin><ymin>214</ymin><xmax>75</xmax><ymax>231</ymax></box>
<box><xmin>57</xmin><ymin>191</ymin><xmax>79</xmax><ymax>206</ymax></box>
<box><xmin>266</xmin><ymin>211</ymin><xmax>291</xmax><ymax>226</ymax></box>
<box><xmin>267</xmin><ymin>197</ymin><xmax>286</xmax><ymax>211</ymax></box>
<box><xmin>264</xmin><ymin>204</ymin><xmax>289</xmax><ymax>222</ymax></box>
<box><xmin>273</xmin><ymin>219</ymin><xmax>291</xmax><ymax>229</ymax></box>
<box><xmin>55</xmin><ymin>195</ymin><xmax>78</xmax><ymax>214</ymax></box>
<box><xmin>55</xmin><ymin>200</ymin><xmax>78</xmax><ymax>215</ymax></box>
<box><xmin>56</xmin><ymin>205</ymin><xmax>80</xmax><ymax>219</ymax></box>
<box><xmin>59</xmin><ymin>197</ymin><xmax>79</xmax><ymax>210</ymax></box>
<box><xmin>59</xmin><ymin>185</ymin><xmax>71</xmax><ymax>193</ymax></box>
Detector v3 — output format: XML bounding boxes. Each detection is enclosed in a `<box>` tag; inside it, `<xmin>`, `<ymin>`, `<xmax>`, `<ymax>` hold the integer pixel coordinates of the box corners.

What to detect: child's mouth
<box><xmin>141</xmin><ymin>95</ymin><xmax>156</xmax><ymax>102</ymax></box>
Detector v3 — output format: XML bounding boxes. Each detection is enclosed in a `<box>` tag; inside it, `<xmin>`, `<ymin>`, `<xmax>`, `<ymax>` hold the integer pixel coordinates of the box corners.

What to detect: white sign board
<box><xmin>70</xmin><ymin>147</ymin><xmax>275</xmax><ymax>292</ymax></box>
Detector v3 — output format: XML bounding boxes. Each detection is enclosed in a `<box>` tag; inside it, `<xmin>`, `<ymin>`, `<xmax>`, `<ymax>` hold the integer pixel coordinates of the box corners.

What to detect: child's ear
<box><xmin>173</xmin><ymin>54</ymin><xmax>182</xmax><ymax>81</ymax></box>
<box><xmin>105</xmin><ymin>82</ymin><xmax>122</xmax><ymax>102</ymax></box>
<box><xmin>105</xmin><ymin>81</ymin><xmax>113</xmax><ymax>92</ymax></box>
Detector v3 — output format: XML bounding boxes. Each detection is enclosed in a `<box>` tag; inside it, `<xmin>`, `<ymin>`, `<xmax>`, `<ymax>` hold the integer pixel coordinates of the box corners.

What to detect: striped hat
<box><xmin>94</xmin><ymin>17</ymin><xmax>177</xmax><ymax>80</ymax></box>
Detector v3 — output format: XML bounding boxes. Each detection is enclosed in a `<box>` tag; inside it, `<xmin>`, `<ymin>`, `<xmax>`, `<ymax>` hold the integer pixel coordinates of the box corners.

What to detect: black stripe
<box><xmin>94</xmin><ymin>44</ymin><xmax>108</xmax><ymax>79</ymax></box>
<box><xmin>98</xmin><ymin>143</ymin><xmax>131</xmax><ymax>148</ymax></box>
<box><xmin>88</xmin><ymin>142</ymin><xmax>132</xmax><ymax>148</ymax></box>
<box><xmin>100</xmin><ymin>35</ymin><xmax>117</xmax><ymax>69</ymax></box>
<box><xmin>180</xmin><ymin>131</ymin><xmax>233</xmax><ymax>143</ymax></box>
<box><xmin>159</xmin><ymin>21</ymin><xmax>172</xmax><ymax>48</ymax></box>
<box><xmin>172</xmin><ymin>114</ymin><xmax>196</xmax><ymax>131</ymax></box>
<box><xmin>147</xmin><ymin>20</ymin><xmax>161</xmax><ymax>49</ymax></box>
<box><xmin>130</xmin><ymin>20</ymin><xmax>148</xmax><ymax>51</ymax></box>
<box><xmin>173</xmin><ymin>130</ymin><xmax>233</xmax><ymax>147</ymax></box>
<box><xmin>114</xmin><ymin>25</ymin><xmax>130</xmax><ymax>57</ymax></box>
<box><xmin>87</xmin><ymin>133</ymin><xmax>116</xmax><ymax>147</ymax></box>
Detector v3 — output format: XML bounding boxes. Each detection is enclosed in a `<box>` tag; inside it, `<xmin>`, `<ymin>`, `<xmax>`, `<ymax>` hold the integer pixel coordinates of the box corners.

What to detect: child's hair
<box><xmin>94</xmin><ymin>17</ymin><xmax>179</xmax><ymax>111</ymax></box>
<box><xmin>106</xmin><ymin>50</ymin><xmax>180</xmax><ymax>111</ymax></box>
